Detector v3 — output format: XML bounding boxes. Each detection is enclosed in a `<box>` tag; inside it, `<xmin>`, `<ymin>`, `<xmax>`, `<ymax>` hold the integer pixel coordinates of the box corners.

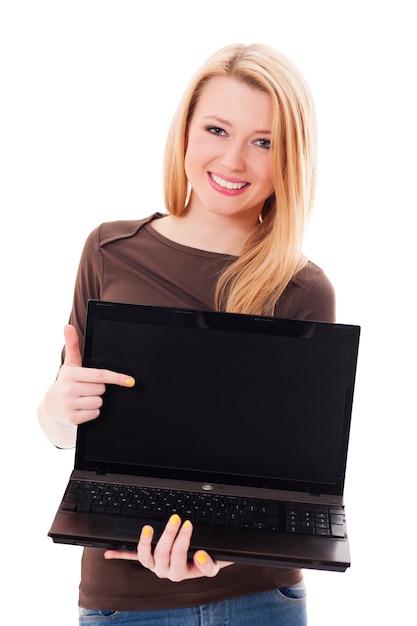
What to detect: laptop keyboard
<box><xmin>63</xmin><ymin>481</ymin><xmax>345</xmax><ymax>538</ymax></box>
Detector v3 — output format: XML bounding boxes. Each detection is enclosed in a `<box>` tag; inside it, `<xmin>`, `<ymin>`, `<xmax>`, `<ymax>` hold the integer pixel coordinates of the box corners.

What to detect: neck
<box><xmin>154</xmin><ymin>212</ymin><xmax>257</xmax><ymax>255</ymax></box>
<box><xmin>154</xmin><ymin>198</ymin><xmax>260</xmax><ymax>255</ymax></box>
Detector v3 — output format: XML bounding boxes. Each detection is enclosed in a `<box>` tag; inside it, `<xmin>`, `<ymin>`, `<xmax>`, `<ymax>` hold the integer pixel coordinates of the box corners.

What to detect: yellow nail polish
<box><xmin>196</xmin><ymin>551</ymin><xmax>207</xmax><ymax>565</ymax></box>
<box><xmin>142</xmin><ymin>525</ymin><xmax>152</xmax><ymax>538</ymax></box>
<box><xmin>125</xmin><ymin>377</ymin><xmax>135</xmax><ymax>387</ymax></box>
<box><xmin>170</xmin><ymin>514</ymin><xmax>181</xmax><ymax>526</ymax></box>
<box><xmin>183</xmin><ymin>519</ymin><xmax>192</xmax><ymax>529</ymax></box>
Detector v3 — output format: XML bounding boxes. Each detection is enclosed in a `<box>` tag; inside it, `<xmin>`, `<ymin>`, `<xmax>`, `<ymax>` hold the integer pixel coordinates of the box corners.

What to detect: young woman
<box><xmin>38</xmin><ymin>43</ymin><xmax>335</xmax><ymax>625</ymax></box>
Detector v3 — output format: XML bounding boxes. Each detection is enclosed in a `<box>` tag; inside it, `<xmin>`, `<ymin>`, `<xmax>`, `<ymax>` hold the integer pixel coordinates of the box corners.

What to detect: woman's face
<box><xmin>184</xmin><ymin>76</ymin><xmax>274</xmax><ymax>223</ymax></box>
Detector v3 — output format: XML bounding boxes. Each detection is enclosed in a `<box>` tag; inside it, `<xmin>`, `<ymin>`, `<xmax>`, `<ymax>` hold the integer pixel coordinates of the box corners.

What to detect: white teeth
<box><xmin>211</xmin><ymin>173</ymin><xmax>247</xmax><ymax>190</ymax></box>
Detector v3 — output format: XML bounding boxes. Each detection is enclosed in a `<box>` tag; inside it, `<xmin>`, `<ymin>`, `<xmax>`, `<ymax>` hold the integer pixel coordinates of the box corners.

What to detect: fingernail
<box><xmin>142</xmin><ymin>525</ymin><xmax>152</xmax><ymax>538</ymax></box>
<box><xmin>195</xmin><ymin>551</ymin><xmax>207</xmax><ymax>565</ymax></box>
<box><xmin>125</xmin><ymin>377</ymin><xmax>135</xmax><ymax>387</ymax></box>
<box><xmin>170</xmin><ymin>514</ymin><xmax>181</xmax><ymax>526</ymax></box>
<box><xmin>182</xmin><ymin>519</ymin><xmax>192</xmax><ymax>529</ymax></box>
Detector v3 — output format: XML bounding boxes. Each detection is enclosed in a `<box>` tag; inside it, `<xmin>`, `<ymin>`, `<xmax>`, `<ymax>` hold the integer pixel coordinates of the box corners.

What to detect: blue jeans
<box><xmin>78</xmin><ymin>581</ymin><xmax>307</xmax><ymax>625</ymax></box>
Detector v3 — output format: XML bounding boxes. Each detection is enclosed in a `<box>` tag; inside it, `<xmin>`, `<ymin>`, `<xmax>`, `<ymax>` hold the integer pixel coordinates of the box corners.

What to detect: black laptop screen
<box><xmin>76</xmin><ymin>303</ymin><xmax>359</xmax><ymax>495</ymax></box>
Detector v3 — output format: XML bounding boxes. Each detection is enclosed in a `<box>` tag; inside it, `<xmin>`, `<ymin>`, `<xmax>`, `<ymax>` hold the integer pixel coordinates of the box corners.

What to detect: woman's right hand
<box><xmin>105</xmin><ymin>515</ymin><xmax>233</xmax><ymax>581</ymax></box>
<box><xmin>38</xmin><ymin>324</ymin><xmax>135</xmax><ymax>447</ymax></box>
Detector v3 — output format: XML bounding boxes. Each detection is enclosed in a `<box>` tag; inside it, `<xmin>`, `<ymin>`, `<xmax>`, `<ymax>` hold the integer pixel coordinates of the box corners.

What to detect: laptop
<box><xmin>48</xmin><ymin>299</ymin><xmax>360</xmax><ymax>572</ymax></box>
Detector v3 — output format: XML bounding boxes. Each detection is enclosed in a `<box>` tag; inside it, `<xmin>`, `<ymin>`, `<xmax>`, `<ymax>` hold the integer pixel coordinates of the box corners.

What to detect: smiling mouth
<box><xmin>210</xmin><ymin>173</ymin><xmax>249</xmax><ymax>190</ymax></box>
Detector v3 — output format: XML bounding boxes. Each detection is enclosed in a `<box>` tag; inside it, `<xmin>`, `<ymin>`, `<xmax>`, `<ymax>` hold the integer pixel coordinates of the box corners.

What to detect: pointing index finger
<box><xmin>77</xmin><ymin>366</ymin><xmax>136</xmax><ymax>388</ymax></box>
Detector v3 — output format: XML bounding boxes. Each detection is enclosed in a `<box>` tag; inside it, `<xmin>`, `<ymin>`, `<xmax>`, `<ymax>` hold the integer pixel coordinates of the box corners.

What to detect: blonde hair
<box><xmin>163</xmin><ymin>43</ymin><xmax>317</xmax><ymax>316</ymax></box>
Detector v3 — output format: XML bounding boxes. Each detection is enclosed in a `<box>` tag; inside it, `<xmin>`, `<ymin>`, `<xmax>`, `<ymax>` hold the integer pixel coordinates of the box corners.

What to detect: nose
<box><xmin>220</xmin><ymin>140</ymin><xmax>246</xmax><ymax>172</ymax></box>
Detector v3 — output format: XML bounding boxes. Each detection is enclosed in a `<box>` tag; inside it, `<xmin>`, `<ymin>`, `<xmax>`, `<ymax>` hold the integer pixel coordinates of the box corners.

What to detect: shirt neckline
<box><xmin>144</xmin><ymin>220</ymin><xmax>238</xmax><ymax>260</ymax></box>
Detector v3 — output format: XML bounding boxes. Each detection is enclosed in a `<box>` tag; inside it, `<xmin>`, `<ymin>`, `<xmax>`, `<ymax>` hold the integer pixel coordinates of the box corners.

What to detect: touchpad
<box><xmin>115</xmin><ymin>518</ymin><xmax>165</xmax><ymax>540</ymax></box>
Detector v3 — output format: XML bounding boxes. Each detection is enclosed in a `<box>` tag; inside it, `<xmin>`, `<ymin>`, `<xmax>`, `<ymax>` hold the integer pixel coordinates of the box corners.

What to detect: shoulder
<box><xmin>93</xmin><ymin>213</ymin><xmax>165</xmax><ymax>247</ymax></box>
<box><xmin>278</xmin><ymin>261</ymin><xmax>336</xmax><ymax>323</ymax></box>
<box><xmin>76</xmin><ymin>213</ymin><xmax>165</xmax><ymax>273</ymax></box>
<box><xmin>292</xmin><ymin>260</ymin><xmax>334</xmax><ymax>295</ymax></box>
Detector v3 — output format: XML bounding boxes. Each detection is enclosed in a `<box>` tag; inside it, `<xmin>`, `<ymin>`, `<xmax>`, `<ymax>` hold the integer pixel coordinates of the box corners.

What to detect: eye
<box><xmin>206</xmin><ymin>126</ymin><xmax>227</xmax><ymax>136</ymax></box>
<box><xmin>254</xmin><ymin>138</ymin><xmax>271</xmax><ymax>149</ymax></box>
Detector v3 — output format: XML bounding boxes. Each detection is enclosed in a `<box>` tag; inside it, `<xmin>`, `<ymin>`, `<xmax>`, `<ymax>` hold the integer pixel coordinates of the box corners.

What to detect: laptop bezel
<box><xmin>74</xmin><ymin>300</ymin><xmax>360</xmax><ymax>498</ymax></box>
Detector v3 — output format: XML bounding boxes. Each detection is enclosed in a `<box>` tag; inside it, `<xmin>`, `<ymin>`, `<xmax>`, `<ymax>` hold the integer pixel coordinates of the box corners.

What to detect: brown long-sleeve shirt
<box><xmin>65</xmin><ymin>213</ymin><xmax>335</xmax><ymax>610</ymax></box>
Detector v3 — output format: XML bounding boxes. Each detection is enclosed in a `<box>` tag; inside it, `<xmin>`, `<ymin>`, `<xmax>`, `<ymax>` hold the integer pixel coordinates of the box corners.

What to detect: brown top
<box><xmin>65</xmin><ymin>213</ymin><xmax>336</xmax><ymax>610</ymax></box>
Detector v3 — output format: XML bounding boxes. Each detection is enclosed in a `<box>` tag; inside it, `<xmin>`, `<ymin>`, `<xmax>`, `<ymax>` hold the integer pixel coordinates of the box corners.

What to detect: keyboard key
<box><xmin>285</xmin><ymin>502</ymin><xmax>345</xmax><ymax>537</ymax></box>
<box><xmin>331</xmin><ymin>524</ymin><xmax>345</xmax><ymax>538</ymax></box>
<box><xmin>63</xmin><ymin>481</ymin><xmax>348</xmax><ymax>539</ymax></box>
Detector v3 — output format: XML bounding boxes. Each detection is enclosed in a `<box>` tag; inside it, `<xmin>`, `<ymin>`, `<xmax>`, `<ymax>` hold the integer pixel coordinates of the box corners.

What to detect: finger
<box><xmin>66</xmin><ymin>383</ymin><xmax>106</xmax><ymax>405</ymax></box>
<box><xmin>65</xmin><ymin>409</ymin><xmax>101</xmax><ymax>425</ymax></box>
<box><xmin>61</xmin><ymin>331</ymin><xmax>135</xmax><ymax>391</ymax></box>
<box><xmin>63</xmin><ymin>324</ymin><xmax>82</xmax><ymax>367</ymax></box>
<box><xmin>61</xmin><ymin>365</ymin><xmax>135</xmax><ymax>390</ymax></box>
<box><xmin>194</xmin><ymin>550</ymin><xmax>218</xmax><ymax>574</ymax></box>
<box><xmin>192</xmin><ymin>551</ymin><xmax>223</xmax><ymax>578</ymax></box>
<box><xmin>165</xmin><ymin>519</ymin><xmax>196</xmax><ymax>581</ymax></box>
<box><xmin>136</xmin><ymin>525</ymin><xmax>155</xmax><ymax>570</ymax></box>
<box><xmin>104</xmin><ymin>549</ymin><xmax>140</xmax><ymax>561</ymax></box>
<box><xmin>71</xmin><ymin>366</ymin><xmax>136</xmax><ymax>388</ymax></box>
<box><xmin>104</xmin><ymin>526</ymin><xmax>154</xmax><ymax>562</ymax></box>
<box><xmin>169</xmin><ymin>519</ymin><xmax>193</xmax><ymax>564</ymax></box>
<box><xmin>150</xmin><ymin>514</ymin><xmax>183</xmax><ymax>573</ymax></box>
<box><xmin>63</xmin><ymin>325</ymin><xmax>135</xmax><ymax>388</ymax></box>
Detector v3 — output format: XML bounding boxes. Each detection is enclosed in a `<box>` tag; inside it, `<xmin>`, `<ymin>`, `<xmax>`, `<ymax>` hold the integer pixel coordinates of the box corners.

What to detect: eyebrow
<box><xmin>202</xmin><ymin>115</ymin><xmax>271</xmax><ymax>135</ymax></box>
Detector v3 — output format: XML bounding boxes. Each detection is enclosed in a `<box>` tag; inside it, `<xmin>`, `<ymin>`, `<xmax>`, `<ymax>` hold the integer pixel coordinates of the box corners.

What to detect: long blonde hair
<box><xmin>163</xmin><ymin>43</ymin><xmax>317</xmax><ymax>316</ymax></box>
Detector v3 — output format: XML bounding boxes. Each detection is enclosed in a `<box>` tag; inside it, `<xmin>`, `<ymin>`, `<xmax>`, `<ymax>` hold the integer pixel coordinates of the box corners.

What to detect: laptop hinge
<box><xmin>95</xmin><ymin>467</ymin><xmax>110</xmax><ymax>475</ymax></box>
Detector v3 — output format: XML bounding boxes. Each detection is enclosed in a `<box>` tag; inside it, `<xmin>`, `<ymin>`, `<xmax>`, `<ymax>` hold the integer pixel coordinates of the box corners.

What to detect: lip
<box><xmin>207</xmin><ymin>172</ymin><xmax>250</xmax><ymax>196</ymax></box>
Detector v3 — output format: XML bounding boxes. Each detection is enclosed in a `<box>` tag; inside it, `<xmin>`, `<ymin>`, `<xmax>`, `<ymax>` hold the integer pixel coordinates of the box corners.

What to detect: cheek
<box><xmin>184</xmin><ymin>137</ymin><xmax>212</xmax><ymax>181</ymax></box>
<box><xmin>185</xmin><ymin>135</ymin><xmax>216</xmax><ymax>166</ymax></box>
<box><xmin>256</xmin><ymin>161</ymin><xmax>274</xmax><ymax>195</ymax></box>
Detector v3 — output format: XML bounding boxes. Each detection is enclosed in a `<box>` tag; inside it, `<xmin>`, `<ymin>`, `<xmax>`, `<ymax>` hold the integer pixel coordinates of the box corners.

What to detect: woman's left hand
<box><xmin>104</xmin><ymin>514</ymin><xmax>233</xmax><ymax>581</ymax></box>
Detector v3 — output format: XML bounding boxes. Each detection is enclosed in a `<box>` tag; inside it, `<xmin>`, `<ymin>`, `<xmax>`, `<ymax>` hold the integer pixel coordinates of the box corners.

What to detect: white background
<box><xmin>1</xmin><ymin>1</ymin><xmax>415</xmax><ymax>624</ymax></box>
